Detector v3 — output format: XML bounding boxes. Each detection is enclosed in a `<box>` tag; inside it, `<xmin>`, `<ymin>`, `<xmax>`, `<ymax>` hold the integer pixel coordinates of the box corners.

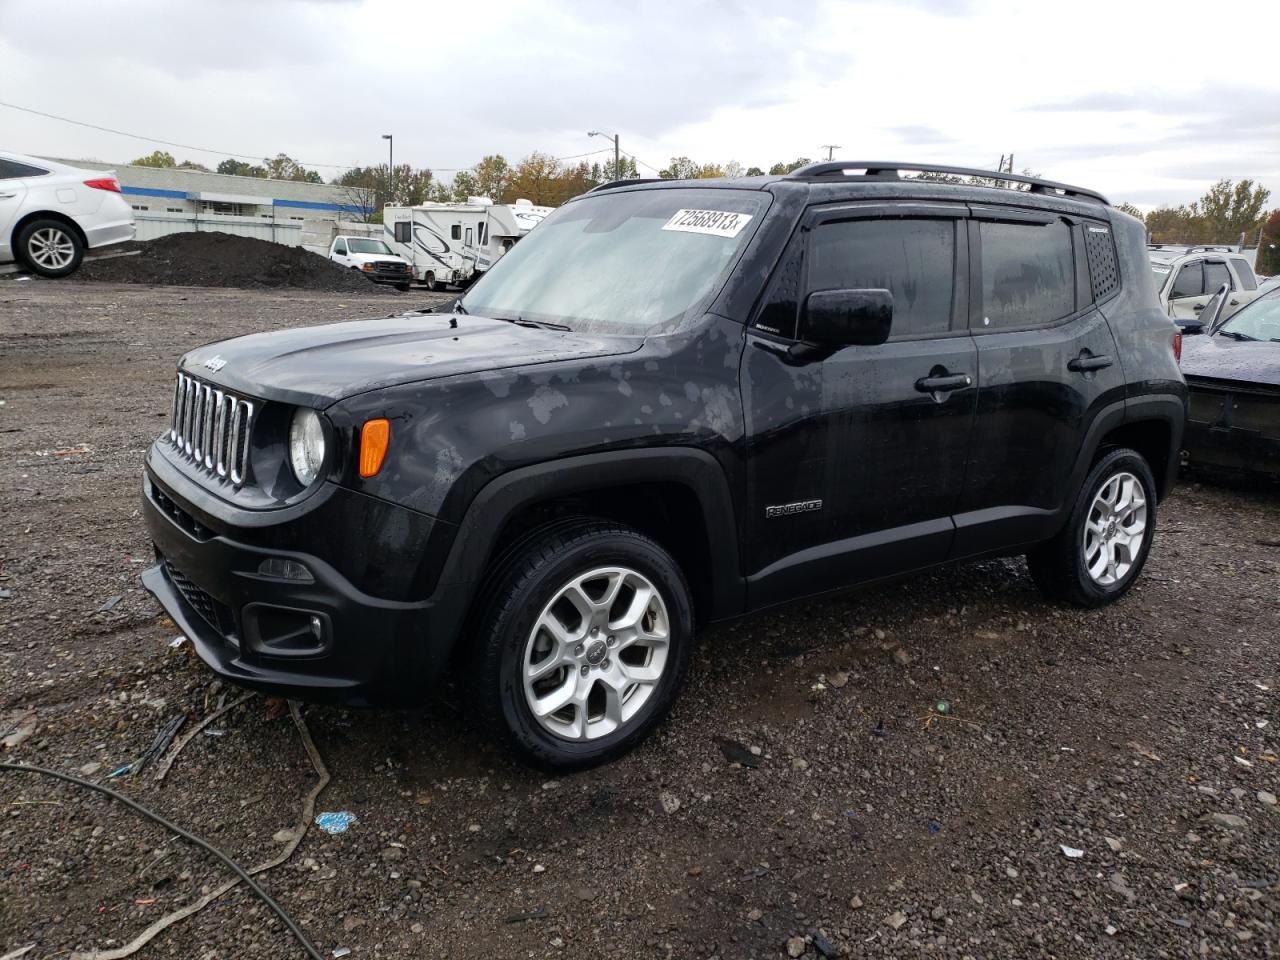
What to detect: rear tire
<box><xmin>1027</xmin><ymin>447</ymin><xmax>1157</xmax><ymax>607</ymax></box>
<box><xmin>16</xmin><ymin>219</ymin><xmax>84</xmax><ymax>278</ymax></box>
<box><xmin>468</xmin><ymin>520</ymin><xmax>695</xmax><ymax>770</ymax></box>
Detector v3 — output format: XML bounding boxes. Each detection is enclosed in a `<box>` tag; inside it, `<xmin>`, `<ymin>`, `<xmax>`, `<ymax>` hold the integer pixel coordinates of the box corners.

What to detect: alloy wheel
<box><xmin>522</xmin><ymin>565</ymin><xmax>671</xmax><ymax>741</ymax></box>
<box><xmin>28</xmin><ymin>227</ymin><xmax>77</xmax><ymax>270</ymax></box>
<box><xmin>1082</xmin><ymin>471</ymin><xmax>1147</xmax><ymax>586</ymax></box>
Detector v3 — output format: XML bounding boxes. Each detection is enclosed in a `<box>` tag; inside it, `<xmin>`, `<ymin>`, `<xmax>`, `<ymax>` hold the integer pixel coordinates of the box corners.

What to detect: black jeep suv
<box><xmin>141</xmin><ymin>162</ymin><xmax>1186</xmax><ymax>768</ymax></box>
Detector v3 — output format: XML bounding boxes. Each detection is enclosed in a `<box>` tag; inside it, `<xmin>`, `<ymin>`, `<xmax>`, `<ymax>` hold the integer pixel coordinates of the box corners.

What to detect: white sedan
<box><xmin>0</xmin><ymin>151</ymin><xmax>135</xmax><ymax>277</ymax></box>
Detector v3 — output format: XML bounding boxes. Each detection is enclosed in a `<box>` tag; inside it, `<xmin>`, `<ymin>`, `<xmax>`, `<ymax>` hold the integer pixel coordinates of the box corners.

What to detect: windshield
<box><xmin>1217</xmin><ymin>289</ymin><xmax>1280</xmax><ymax>342</ymax></box>
<box><xmin>348</xmin><ymin>239</ymin><xmax>393</xmax><ymax>255</ymax></box>
<box><xmin>460</xmin><ymin>188</ymin><xmax>768</xmax><ymax>335</ymax></box>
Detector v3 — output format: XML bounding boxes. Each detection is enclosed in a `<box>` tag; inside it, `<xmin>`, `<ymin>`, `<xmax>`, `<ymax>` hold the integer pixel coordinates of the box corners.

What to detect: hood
<box><xmin>1180</xmin><ymin>335</ymin><xmax>1280</xmax><ymax>388</ymax></box>
<box><xmin>348</xmin><ymin>251</ymin><xmax>408</xmax><ymax>266</ymax></box>
<box><xmin>181</xmin><ymin>312</ymin><xmax>643</xmax><ymax>407</ymax></box>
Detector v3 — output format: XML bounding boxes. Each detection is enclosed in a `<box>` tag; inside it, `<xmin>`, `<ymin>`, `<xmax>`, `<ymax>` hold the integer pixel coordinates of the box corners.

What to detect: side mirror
<box><xmin>802</xmin><ymin>288</ymin><xmax>893</xmax><ymax>347</ymax></box>
<box><xmin>1203</xmin><ymin>282</ymin><xmax>1230</xmax><ymax>335</ymax></box>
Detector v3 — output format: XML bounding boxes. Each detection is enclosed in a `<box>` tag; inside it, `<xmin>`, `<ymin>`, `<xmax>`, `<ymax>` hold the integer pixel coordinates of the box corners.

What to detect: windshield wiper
<box><xmin>1217</xmin><ymin>330</ymin><xmax>1257</xmax><ymax>341</ymax></box>
<box><xmin>496</xmin><ymin>316</ymin><xmax>572</xmax><ymax>332</ymax></box>
<box><xmin>453</xmin><ymin>301</ymin><xmax>468</xmax><ymax>315</ymax></box>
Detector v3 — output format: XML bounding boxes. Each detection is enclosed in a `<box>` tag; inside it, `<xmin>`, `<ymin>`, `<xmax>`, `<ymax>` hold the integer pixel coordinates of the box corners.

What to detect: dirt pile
<box><xmin>71</xmin><ymin>231</ymin><xmax>396</xmax><ymax>293</ymax></box>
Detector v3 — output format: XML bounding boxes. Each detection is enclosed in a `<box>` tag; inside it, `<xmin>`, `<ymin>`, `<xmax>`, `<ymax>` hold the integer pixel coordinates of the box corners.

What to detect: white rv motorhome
<box><xmin>381</xmin><ymin>197</ymin><xmax>553</xmax><ymax>289</ymax></box>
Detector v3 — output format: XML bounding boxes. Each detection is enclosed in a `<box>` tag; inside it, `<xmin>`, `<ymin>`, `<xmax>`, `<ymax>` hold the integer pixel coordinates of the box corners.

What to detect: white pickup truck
<box><xmin>328</xmin><ymin>236</ymin><xmax>413</xmax><ymax>290</ymax></box>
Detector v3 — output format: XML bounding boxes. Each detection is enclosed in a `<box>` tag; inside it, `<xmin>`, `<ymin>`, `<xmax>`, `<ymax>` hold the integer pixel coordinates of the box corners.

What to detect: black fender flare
<box><xmin>431</xmin><ymin>448</ymin><xmax>745</xmax><ymax>631</ymax></box>
<box><xmin>1062</xmin><ymin>393</ymin><xmax>1185</xmax><ymax>522</ymax></box>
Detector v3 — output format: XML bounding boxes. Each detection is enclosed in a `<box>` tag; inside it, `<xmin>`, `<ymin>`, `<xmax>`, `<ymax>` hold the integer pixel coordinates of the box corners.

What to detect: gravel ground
<box><xmin>1</xmin><ymin>282</ymin><xmax>1277</xmax><ymax>960</ymax></box>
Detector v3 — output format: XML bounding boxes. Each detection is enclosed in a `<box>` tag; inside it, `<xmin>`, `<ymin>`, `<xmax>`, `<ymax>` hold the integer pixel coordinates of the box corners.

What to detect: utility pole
<box><xmin>821</xmin><ymin>144</ymin><xmax>842</xmax><ymax>161</ymax></box>
<box><xmin>382</xmin><ymin>133</ymin><xmax>393</xmax><ymax>204</ymax></box>
<box><xmin>588</xmin><ymin>130</ymin><xmax>621</xmax><ymax>179</ymax></box>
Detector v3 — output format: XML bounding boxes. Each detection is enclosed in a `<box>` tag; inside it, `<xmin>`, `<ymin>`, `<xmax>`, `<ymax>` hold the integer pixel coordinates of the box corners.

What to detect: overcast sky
<box><xmin>2</xmin><ymin>0</ymin><xmax>1277</xmax><ymax>211</ymax></box>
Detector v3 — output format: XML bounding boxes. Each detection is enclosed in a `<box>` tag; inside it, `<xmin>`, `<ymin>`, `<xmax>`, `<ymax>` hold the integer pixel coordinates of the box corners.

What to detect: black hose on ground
<box><xmin>0</xmin><ymin>761</ymin><xmax>324</xmax><ymax>960</ymax></box>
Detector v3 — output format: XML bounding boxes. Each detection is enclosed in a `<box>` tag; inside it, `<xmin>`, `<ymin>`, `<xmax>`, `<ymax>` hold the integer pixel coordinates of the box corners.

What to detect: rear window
<box><xmin>978</xmin><ymin>220</ymin><xmax>1075</xmax><ymax>329</ymax></box>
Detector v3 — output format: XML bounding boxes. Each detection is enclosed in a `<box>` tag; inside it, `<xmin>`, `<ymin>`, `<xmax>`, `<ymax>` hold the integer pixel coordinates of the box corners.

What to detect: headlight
<box><xmin>288</xmin><ymin>408</ymin><xmax>326</xmax><ymax>486</ymax></box>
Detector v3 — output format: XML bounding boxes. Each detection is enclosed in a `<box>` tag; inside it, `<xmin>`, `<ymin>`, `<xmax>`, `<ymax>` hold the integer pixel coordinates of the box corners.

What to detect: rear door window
<box><xmin>1170</xmin><ymin>261</ymin><xmax>1204</xmax><ymax>299</ymax></box>
<box><xmin>1203</xmin><ymin>261</ymin><xmax>1232</xmax><ymax>293</ymax></box>
<box><xmin>808</xmin><ymin>218</ymin><xmax>957</xmax><ymax>338</ymax></box>
<box><xmin>977</xmin><ymin>220</ymin><xmax>1075</xmax><ymax>329</ymax></box>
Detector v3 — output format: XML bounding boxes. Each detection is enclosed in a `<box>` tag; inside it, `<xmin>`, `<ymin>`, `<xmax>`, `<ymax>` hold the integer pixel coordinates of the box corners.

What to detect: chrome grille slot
<box><xmin>167</xmin><ymin>372</ymin><xmax>257</xmax><ymax>487</ymax></box>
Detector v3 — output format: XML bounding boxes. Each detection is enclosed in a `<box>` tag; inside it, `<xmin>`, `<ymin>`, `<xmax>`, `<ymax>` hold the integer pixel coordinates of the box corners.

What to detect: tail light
<box><xmin>1172</xmin><ymin>331</ymin><xmax>1182</xmax><ymax>364</ymax></box>
<box><xmin>83</xmin><ymin>177</ymin><xmax>121</xmax><ymax>193</ymax></box>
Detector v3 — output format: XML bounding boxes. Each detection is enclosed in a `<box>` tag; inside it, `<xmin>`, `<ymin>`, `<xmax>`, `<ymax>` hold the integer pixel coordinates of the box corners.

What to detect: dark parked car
<box><xmin>141</xmin><ymin>162</ymin><xmax>1187</xmax><ymax>768</ymax></box>
<box><xmin>1180</xmin><ymin>284</ymin><xmax>1280</xmax><ymax>477</ymax></box>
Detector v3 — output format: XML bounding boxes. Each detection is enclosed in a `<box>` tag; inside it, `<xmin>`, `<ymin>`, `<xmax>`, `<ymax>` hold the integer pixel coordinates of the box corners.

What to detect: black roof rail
<box><xmin>588</xmin><ymin>177</ymin><xmax>665</xmax><ymax>193</ymax></box>
<box><xmin>784</xmin><ymin>161</ymin><xmax>1109</xmax><ymax>206</ymax></box>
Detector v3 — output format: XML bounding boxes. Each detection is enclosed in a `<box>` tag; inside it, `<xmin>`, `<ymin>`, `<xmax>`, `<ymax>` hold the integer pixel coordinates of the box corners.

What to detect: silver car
<box><xmin>0</xmin><ymin>151</ymin><xmax>135</xmax><ymax>277</ymax></box>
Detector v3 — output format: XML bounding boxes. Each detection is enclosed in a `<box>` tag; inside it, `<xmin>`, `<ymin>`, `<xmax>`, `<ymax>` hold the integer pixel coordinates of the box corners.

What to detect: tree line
<box><xmin>126</xmin><ymin>149</ymin><xmax>1278</xmax><ymax>269</ymax></box>
<box><xmin>1115</xmin><ymin>179</ymin><xmax>1272</xmax><ymax>253</ymax></box>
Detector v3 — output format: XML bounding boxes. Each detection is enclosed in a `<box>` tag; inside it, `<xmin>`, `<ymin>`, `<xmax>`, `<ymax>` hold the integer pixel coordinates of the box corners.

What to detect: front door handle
<box><xmin>1068</xmin><ymin>354</ymin><xmax>1113</xmax><ymax>373</ymax></box>
<box><xmin>0</xmin><ymin>191</ymin><xmax>18</xmax><ymax>199</ymax></box>
<box><xmin>915</xmin><ymin>372</ymin><xmax>971</xmax><ymax>393</ymax></box>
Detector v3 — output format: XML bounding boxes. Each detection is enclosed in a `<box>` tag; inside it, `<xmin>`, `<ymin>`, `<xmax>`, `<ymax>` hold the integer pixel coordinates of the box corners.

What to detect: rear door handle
<box><xmin>915</xmin><ymin>373</ymin><xmax>971</xmax><ymax>393</ymax></box>
<box><xmin>0</xmin><ymin>191</ymin><xmax>18</xmax><ymax>199</ymax></box>
<box><xmin>1068</xmin><ymin>354</ymin><xmax>1113</xmax><ymax>373</ymax></box>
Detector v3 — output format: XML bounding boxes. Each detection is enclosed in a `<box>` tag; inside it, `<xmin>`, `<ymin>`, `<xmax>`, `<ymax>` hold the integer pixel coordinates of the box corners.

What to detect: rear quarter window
<box><xmin>1231</xmin><ymin>257</ymin><xmax>1258</xmax><ymax>291</ymax></box>
<box><xmin>0</xmin><ymin>159</ymin><xmax>50</xmax><ymax>179</ymax></box>
<box><xmin>1083</xmin><ymin>223</ymin><xmax>1121</xmax><ymax>301</ymax></box>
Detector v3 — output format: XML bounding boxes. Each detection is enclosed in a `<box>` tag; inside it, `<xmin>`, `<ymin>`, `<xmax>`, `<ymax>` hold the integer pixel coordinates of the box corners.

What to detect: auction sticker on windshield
<box><xmin>662</xmin><ymin>209</ymin><xmax>753</xmax><ymax>239</ymax></box>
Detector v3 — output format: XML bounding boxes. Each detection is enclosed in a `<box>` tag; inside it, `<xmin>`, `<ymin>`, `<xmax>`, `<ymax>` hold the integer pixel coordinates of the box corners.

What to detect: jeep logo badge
<box><xmin>204</xmin><ymin>355</ymin><xmax>227</xmax><ymax>372</ymax></box>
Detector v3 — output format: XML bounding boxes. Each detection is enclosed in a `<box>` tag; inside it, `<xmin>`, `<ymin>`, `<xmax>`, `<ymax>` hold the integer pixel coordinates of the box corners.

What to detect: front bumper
<box><xmin>141</xmin><ymin>471</ymin><xmax>455</xmax><ymax>705</ymax></box>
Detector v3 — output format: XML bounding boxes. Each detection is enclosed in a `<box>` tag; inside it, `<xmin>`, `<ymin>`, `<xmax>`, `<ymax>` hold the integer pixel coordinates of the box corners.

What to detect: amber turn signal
<box><xmin>359</xmin><ymin>418</ymin><xmax>390</xmax><ymax>478</ymax></box>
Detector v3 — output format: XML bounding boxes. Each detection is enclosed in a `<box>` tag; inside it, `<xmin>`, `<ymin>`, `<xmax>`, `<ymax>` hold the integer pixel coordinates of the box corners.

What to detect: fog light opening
<box><xmin>257</xmin><ymin>557</ymin><xmax>315</xmax><ymax>583</ymax></box>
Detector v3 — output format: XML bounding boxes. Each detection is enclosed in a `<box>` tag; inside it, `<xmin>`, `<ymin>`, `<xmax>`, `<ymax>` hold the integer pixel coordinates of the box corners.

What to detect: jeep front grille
<box><xmin>169</xmin><ymin>373</ymin><xmax>256</xmax><ymax>486</ymax></box>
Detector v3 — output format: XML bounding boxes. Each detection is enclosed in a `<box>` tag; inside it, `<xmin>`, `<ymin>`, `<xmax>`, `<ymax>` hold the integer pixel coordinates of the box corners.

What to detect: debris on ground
<box><xmin>1</xmin><ymin>711</ymin><xmax>37</xmax><ymax>750</ymax></box>
<box><xmin>315</xmin><ymin>811</ymin><xmax>358</xmax><ymax>835</ymax></box>
<box><xmin>154</xmin><ymin>693</ymin><xmax>253</xmax><ymax>782</ymax></box>
<box><xmin>1060</xmin><ymin>844</ymin><xmax>1085</xmax><ymax>859</ymax></box>
<box><xmin>503</xmin><ymin>908</ymin><xmax>550</xmax><ymax>924</ymax></box>
<box><xmin>69</xmin><ymin>232</ymin><xmax>398</xmax><ymax>293</ymax></box>
<box><xmin>714</xmin><ymin>736</ymin><xmax>761</xmax><ymax>767</ymax></box>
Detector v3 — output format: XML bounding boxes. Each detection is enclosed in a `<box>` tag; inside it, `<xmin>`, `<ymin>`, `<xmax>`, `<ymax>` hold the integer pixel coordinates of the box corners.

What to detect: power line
<box><xmin>1</xmin><ymin>99</ymin><xmax>627</xmax><ymax>178</ymax></box>
<box><xmin>0</xmin><ymin>98</ymin><xmax>359</xmax><ymax>170</ymax></box>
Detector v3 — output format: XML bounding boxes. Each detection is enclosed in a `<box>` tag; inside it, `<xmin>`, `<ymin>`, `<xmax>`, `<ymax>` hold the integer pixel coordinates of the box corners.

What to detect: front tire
<box><xmin>469</xmin><ymin>520</ymin><xmax>694</xmax><ymax>770</ymax></box>
<box><xmin>16</xmin><ymin>219</ymin><xmax>84</xmax><ymax>277</ymax></box>
<box><xmin>1027</xmin><ymin>447</ymin><xmax>1157</xmax><ymax>607</ymax></box>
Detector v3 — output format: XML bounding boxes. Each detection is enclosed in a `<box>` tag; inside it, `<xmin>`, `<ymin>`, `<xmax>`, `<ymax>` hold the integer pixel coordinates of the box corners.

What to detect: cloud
<box><xmin>888</xmin><ymin>125</ymin><xmax>951</xmax><ymax>145</ymax></box>
<box><xmin>0</xmin><ymin>0</ymin><xmax>1275</xmax><ymax>213</ymax></box>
